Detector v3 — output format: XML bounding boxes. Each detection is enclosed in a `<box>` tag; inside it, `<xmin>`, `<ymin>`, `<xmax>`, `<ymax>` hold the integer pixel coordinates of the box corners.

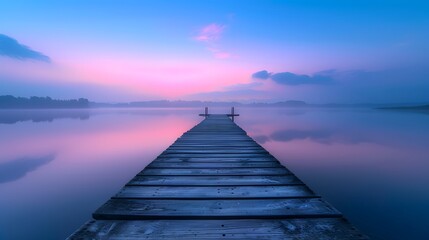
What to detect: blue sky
<box><xmin>1</xmin><ymin>0</ymin><xmax>428</xmax><ymax>103</ymax></box>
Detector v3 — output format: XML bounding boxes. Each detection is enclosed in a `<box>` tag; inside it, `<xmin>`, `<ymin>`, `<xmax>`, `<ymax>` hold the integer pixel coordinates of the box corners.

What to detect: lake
<box><xmin>0</xmin><ymin>108</ymin><xmax>428</xmax><ymax>240</ymax></box>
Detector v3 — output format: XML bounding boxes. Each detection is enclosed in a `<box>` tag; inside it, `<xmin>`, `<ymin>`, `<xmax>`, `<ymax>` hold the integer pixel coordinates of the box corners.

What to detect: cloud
<box><xmin>0</xmin><ymin>34</ymin><xmax>51</xmax><ymax>62</ymax></box>
<box><xmin>187</xmin><ymin>69</ymin><xmax>335</xmax><ymax>102</ymax></box>
<box><xmin>252</xmin><ymin>70</ymin><xmax>334</xmax><ymax>85</ymax></box>
<box><xmin>271</xmin><ymin>72</ymin><xmax>333</xmax><ymax>85</ymax></box>
<box><xmin>252</xmin><ymin>70</ymin><xmax>271</xmax><ymax>79</ymax></box>
<box><xmin>194</xmin><ymin>23</ymin><xmax>234</xmax><ymax>59</ymax></box>
<box><xmin>194</xmin><ymin>23</ymin><xmax>225</xmax><ymax>42</ymax></box>
<box><xmin>189</xmin><ymin>67</ymin><xmax>429</xmax><ymax>103</ymax></box>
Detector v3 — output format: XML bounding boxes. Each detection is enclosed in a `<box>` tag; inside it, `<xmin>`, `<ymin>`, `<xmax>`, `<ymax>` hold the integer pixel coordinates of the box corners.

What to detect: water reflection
<box><xmin>237</xmin><ymin>108</ymin><xmax>429</xmax><ymax>240</ymax></box>
<box><xmin>266</xmin><ymin>128</ymin><xmax>370</xmax><ymax>145</ymax></box>
<box><xmin>0</xmin><ymin>154</ymin><xmax>55</xmax><ymax>183</ymax></box>
<box><xmin>0</xmin><ymin>108</ymin><xmax>197</xmax><ymax>125</ymax></box>
<box><xmin>271</xmin><ymin>129</ymin><xmax>332</xmax><ymax>142</ymax></box>
<box><xmin>0</xmin><ymin>109</ymin><xmax>90</xmax><ymax>124</ymax></box>
<box><xmin>0</xmin><ymin>108</ymin><xmax>428</xmax><ymax>240</ymax></box>
<box><xmin>0</xmin><ymin>108</ymin><xmax>199</xmax><ymax>240</ymax></box>
<box><xmin>252</xmin><ymin>135</ymin><xmax>270</xmax><ymax>144</ymax></box>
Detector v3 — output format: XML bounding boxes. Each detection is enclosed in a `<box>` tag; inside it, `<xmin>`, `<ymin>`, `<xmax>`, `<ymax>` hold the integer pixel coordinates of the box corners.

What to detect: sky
<box><xmin>1</xmin><ymin>0</ymin><xmax>429</xmax><ymax>103</ymax></box>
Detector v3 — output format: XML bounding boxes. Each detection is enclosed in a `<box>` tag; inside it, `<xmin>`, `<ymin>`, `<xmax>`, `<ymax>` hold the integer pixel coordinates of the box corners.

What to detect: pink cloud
<box><xmin>194</xmin><ymin>23</ymin><xmax>236</xmax><ymax>59</ymax></box>
<box><xmin>195</xmin><ymin>23</ymin><xmax>225</xmax><ymax>42</ymax></box>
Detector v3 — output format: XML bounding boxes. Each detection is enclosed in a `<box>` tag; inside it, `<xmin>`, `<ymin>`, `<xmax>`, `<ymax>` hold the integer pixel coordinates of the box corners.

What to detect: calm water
<box><xmin>0</xmin><ymin>108</ymin><xmax>428</xmax><ymax>240</ymax></box>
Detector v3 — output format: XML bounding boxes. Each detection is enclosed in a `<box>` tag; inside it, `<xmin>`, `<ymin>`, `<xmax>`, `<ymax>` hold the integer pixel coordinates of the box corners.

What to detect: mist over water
<box><xmin>0</xmin><ymin>108</ymin><xmax>428</xmax><ymax>239</ymax></box>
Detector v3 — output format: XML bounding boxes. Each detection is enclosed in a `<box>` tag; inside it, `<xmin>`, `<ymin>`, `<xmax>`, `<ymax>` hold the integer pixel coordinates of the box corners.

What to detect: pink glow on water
<box><xmin>0</xmin><ymin>114</ymin><xmax>194</xmax><ymax>165</ymax></box>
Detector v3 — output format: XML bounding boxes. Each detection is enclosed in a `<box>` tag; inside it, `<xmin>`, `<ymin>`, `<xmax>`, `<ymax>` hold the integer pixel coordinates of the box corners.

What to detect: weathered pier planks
<box><xmin>127</xmin><ymin>175</ymin><xmax>303</xmax><ymax>186</ymax></box>
<box><xmin>68</xmin><ymin>114</ymin><xmax>368</xmax><ymax>239</ymax></box>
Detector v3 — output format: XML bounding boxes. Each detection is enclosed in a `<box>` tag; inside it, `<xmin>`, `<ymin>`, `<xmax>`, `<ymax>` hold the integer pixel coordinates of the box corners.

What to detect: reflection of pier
<box><xmin>68</xmin><ymin>112</ymin><xmax>367</xmax><ymax>239</ymax></box>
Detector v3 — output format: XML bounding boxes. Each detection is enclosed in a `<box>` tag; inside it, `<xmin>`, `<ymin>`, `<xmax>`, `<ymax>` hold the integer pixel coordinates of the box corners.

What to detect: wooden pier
<box><xmin>68</xmin><ymin>113</ymin><xmax>367</xmax><ymax>239</ymax></box>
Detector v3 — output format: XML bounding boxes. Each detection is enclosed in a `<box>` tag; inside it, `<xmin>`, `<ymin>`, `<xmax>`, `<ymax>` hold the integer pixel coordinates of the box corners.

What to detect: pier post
<box><xmin>227</xmin><ymin>106</ymin><xmax>240</xmax><ymax>122</ymax></box>
<box><xmin>198</xmin><ymin>107</ymin><xmax>209</xmax><ymax>118</ymax></box>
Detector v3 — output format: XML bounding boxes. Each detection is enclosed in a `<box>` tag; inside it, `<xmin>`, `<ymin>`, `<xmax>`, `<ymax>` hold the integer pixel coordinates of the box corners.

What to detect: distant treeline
<box><xmin>2</xmin><ymin>95</ymin><xmax>427</xmax><ymax>109</ymax></box>
<box><xmin>92</xmin><ymin>100</ymin><xmax>243</xmax><ymax>108</ymax></box>
<box><xmin>0</xmin><ymin>95</ymin><xmax>90</xmax><ymax>108</ymax></box>
<box><xmin>91</xmin><ymin>100</ymin><xmax>308</xmax><ymax>108</ymax></box>
<box><xmin>379</xmin><ymin>104</ymin><xmax>429</xmax><ymax>110</ymax></box>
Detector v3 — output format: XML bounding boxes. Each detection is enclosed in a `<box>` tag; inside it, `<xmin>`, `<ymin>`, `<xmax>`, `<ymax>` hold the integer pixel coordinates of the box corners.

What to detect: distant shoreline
<box><xmin>378</xmin><ymin>104</ymin><xmax>429</xmax><ymax>111</ymax></box>
<box><xmin>0</xmin><ymin>96</ymin><xmax>89</xmax><ymax>109</ymax></box>
<box><xmin>379</xmin><ymin>105</ymin><xmax>429</xmax><ymax>110</ymax></box>
<box><xmin>1</xmin><ymin>95</ymin><xmax>428</xmax><ymax>109</ymax></box>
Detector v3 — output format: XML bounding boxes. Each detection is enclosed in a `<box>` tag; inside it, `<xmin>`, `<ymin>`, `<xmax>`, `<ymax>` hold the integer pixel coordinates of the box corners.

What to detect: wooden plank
<box><xmin>167</xmin><ymin>145</ymin><xmax>263</xmax><ymax>148</ymax></box>
<box><xmin>93</xmin><ymin>198</ymin><xmax>341</xmax><ymax>220</ymax></box>
<box><xmin>115</xmin><ymin>185</ymin><xmax>315</xmax><ymax>199</ymax></box>
<box><xmin>159</xmin><ymin>153</ymin><xmax>272</xmax><ymax>158</ymax></box>
<box><xmin>68</xmin><ymin>218</ymin><xmax>368</xmax><ymax>240</ymax></box>
<box><xmin>167</xmin><ymin>145</ymin><xmax>265</xmax><ymax>149</ymax></box>
<box><xmin>163</xmin><ymin>150</ymin><xmax>268</xmax><ymax>155</ymax></box>
<box><xmin>186</xmin><ymin>131</ymin><xmax>245</xmax><ymax>133</ymax></box>
<box><xmin>147</xmin><ymin>162</ymin><xmax>281</xmax><ymax>168</ymax></box>
<box><xmin>171</xmin><ymin>141</ymin><xmax>258</xmax><ymax>144</ymax></box>
<box><xmin>139</xmin><ymin>168</ymin><xmax>290</xmax><ymax>176</ymax></box>
<box><xmin>171</xmin><ymin>143</ymin><xmax>261</xmax><ymax>147</ymax></box>
<box><xmin>127</xmin><ymin>175</ymin><xmax>303</xmax><ymax>186</ymax></box>
<box><xmin>176</xmin><ymin>138</ymin><xmax>255</xmax><ymax>141</ymax></box>
<box><xmin>180</xmin><ymin>133</ymin><xmax>248</xmax><ymax>136</ymax></box>
<box><xmin>178</xmin><ymin>139</ymin><xmax>251</xmax><ymax>141</ymax></box>
<box><xmin>183</xmin><ymin>132</ymin><xmax>246</xmax><ymax>134</ymax></box>
<box><xmin>177</xmin><ymin>134</ymin><xmax>254</xmax><ymax>142</ymax></box>
<box><xmin>182</xmin><ymin>132</ymin><xmax>246</xmax><ymax>134</ymax></box>
<box><xmin>179</xmin><ymin>136</ymin><xmax>251</xmax><ymax>139</ymax></box>
<box><xmin>155</xmin><ymin>157</ymin><xmax>277</xmax><ymax>162</ymax></box>
<box><xmin>174</xmin><ymin>139</ymin><xmax>255</xmax><ymax>142</ymax></box>
<box><xmin>173</xmin><ymin>141</ymin><xmax>258</xmax><ymax>144</ymax></box>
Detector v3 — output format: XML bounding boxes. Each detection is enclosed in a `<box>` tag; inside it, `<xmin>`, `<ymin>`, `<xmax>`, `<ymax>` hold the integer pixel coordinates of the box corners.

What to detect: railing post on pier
<box><xmin>199</xmin><ymin>107</ymin><xmax>209</xmax><ymax>118</ymax></box>
<box><xmin>227</xmin><ymin>107</ymin><xmax>240</xmax><ymax>122</ymax></box>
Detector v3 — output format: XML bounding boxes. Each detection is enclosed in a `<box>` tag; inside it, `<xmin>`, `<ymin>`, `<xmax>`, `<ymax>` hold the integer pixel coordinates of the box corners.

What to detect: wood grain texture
<box><xmin>147</xmin><ymin>161</ymin><xmax>281</xmax><ymax>168</ymax></box>
<box><xmin>159</xmin><ymin>153</ymin><xmax>273</xmax><ymax>158</ymax></box>
<box><xmin>68</xmin><ymin>218</ymin><xmax>368</xmax><ymax>240</ymax></box>
<box><xmin>154</xmin><ymin>157</ymin><xmax>277</xmax><ymax>162</ymax></box>
<box><xmin>163</xmin><ymin>149</ymin><xmax>268</xmax><ymax>154</ymax></box>
<box><xmin>139</xmin><ymin>168</ymin><xmax>290</xmax><ymax>176</ymax></box>
<box><xmin>93</xmin><ymin>198</ymin><xmax>341</xmax><ymax>220</ymax></box>
<box><xmin>127</xmin><ymin>175</ymin><xmax>303</xmax><ymax>186</ymax></box>
<box><xmin>171</xmin><ymin>143</ymin><xmax>261</xmax><ymax>147</ymax></box>
<box><xmin>115</xmin><ymin>185</ymin><xmax>315</xmax><ymax>199</ymax></box>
